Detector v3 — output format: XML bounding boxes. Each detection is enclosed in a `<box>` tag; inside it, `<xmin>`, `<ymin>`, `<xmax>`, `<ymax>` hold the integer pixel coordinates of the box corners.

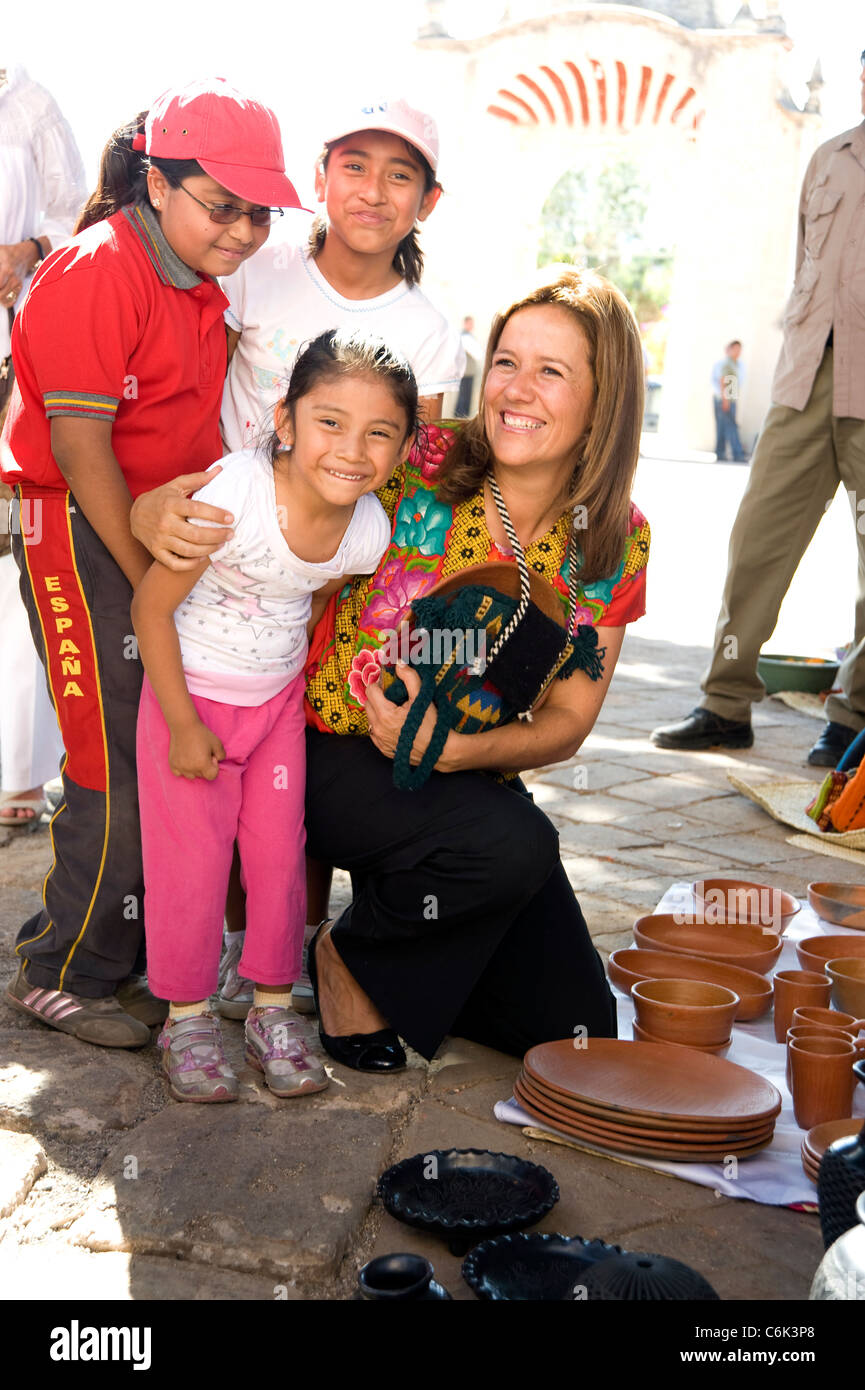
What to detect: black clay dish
<box><xmin>377</xmin><ymin>1149</ymin><xmax>559</xmax><ymax>1254</ymax></box>
<box><xmin>462</xmin><ymin>1232</ymin><xmax>624</xmax><ymax>1301</ymax></box>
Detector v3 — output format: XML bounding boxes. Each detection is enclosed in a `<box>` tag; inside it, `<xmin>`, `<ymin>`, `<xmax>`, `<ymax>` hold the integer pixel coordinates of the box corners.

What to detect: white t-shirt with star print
<box><xmin>173</xmin><ymin>449</ymin><xmax>390</xmax><ymax>705</ymax></box>
<box><xmin>220</xmin><ymin>237</ymin><xmax>465</xmax><ymax>453</ymax></box>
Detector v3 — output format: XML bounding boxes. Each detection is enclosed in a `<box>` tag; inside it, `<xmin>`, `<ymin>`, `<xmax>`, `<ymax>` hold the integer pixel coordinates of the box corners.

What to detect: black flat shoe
<box><xmin>807</xmin><ymin>720</ymin><xmax>858</xmax><ymax>768</ymax></box>
<box><xmin>651</xmin><ymin>706</ymin><xmax>753</xmax><ymax>750</ymax></box>
<box><xmin>307</xmin><ymin>923</ymin><xmax>407</xmax><ymax>1073</ymax></box>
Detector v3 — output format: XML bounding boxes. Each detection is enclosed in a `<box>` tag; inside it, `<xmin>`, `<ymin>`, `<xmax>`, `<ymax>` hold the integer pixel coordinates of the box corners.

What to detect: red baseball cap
<box><xmin>142</xmin><ymin>78</ymin><xmax>302</xmax><ymax>208</ymax></box>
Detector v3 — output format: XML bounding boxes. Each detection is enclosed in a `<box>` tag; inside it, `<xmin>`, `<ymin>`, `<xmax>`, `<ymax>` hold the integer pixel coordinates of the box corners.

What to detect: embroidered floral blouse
<box><xmin>305</xmin><ymin>424</ymin><xmax>650</xmax><ymax>736</ymax></box>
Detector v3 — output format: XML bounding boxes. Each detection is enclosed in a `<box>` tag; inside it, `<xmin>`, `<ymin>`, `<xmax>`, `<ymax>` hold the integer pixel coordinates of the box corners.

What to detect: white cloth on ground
<box><xmin>495</xmin><ymin>880</ymin><xmax>865</xmax><ymax>1207</ymax></box>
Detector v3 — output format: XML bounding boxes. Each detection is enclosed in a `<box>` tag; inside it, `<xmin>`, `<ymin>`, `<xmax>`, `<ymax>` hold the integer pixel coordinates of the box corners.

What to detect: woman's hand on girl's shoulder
<box><xmin>130</xmin><ymin>468</ymin><xmax>234</xmax><ymax>570</ymax></box>
<box><xmin>168</xmin><ymin>719</ymin><xmax>226</xmax><ymax>781</ymax></box>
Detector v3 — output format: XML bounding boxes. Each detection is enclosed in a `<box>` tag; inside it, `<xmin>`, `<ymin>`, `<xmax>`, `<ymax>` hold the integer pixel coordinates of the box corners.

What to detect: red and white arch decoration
<box><xmin>488</xmin><ymin>59</ymin><xmax>704</xmax><ymax>135</ymax></box>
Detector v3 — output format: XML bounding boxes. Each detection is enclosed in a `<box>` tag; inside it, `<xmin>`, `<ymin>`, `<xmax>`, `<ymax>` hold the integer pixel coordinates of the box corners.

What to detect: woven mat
<box><xmin>728</xmin><ymin>771</ymin><xmax>865</xmax><ymax>852</ymax></box>
<box><xmin>769</xmin><ymin>690</ymin><xmax>828</xmax><ymax>720</ymax></box>
<box><xmin>785</xmin><ymin>832</ymin><xmax>865</xmax><ymax>867</ymax></box>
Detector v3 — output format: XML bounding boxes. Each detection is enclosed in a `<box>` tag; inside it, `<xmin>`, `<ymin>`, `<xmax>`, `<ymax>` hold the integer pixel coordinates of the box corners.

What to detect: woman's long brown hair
<box><xmin>434</xmin><ymin>267</ymin><xmax>645</xmax><ymax>583</ymax></box>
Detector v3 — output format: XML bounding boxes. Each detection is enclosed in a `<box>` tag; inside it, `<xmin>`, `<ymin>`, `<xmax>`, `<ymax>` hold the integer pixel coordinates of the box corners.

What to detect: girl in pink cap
<box><xmin>2</xmin><ymin>79</ymin><xmax>300</xmax><ymax>1051</ymax></box>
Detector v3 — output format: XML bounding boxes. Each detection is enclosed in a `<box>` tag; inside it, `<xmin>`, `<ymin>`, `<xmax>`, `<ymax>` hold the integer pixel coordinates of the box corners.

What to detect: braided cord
<box><xmin>486</xmin><ymin>473</ymin><xmax>532</xmax><ymax>663</ymax></box>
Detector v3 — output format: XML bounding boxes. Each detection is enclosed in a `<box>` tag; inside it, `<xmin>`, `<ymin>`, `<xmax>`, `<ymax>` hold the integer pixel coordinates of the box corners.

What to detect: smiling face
<box><xmin>483</xmin><ymin>303</ymin><xmax>596</xmax><ymax>480</ymax></box>
<box><xmin>275</xmin><ymin>371</ymin><xmax>412</xmax><ymax>505</ymax></box>
<box><xmin>314</xmin><ymin>130</ymin><xmax>440</xmax><ymax>258</ymax></box>
<box><xmin>146</xmin><ymin>168</ymin><xmax>270</xmax><ymax>277</ymax></box>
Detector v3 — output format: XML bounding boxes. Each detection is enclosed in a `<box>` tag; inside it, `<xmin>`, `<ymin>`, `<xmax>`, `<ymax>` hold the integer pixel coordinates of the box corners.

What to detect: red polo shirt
<box><xmin>0</xmin><ymin>202</ymin><xmax>229</xmax><ymax>498</ymax></box>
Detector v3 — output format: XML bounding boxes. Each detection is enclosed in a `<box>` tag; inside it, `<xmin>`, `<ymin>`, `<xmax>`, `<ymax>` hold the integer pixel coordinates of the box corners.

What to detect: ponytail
<box><xmin>308</xmin><ymin>140</ymin><xmax>440</xmax><ymax>289</ymax></box>
<box><xmin>75</xmin><ymin>112</ymin><xmax>206</xmax><ymax>233</ymax></box>
<box><xmin>75</xmin><ymin>113</ymin><xmax>149</xmax><ymax>232</ymax></box>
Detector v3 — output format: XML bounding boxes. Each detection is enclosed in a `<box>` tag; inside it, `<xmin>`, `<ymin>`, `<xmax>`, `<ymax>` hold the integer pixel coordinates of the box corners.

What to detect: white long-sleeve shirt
<box><xmin>0</xmin><ymin>65</ymin><xmax>86</xmax><ymax>359</ymax></box>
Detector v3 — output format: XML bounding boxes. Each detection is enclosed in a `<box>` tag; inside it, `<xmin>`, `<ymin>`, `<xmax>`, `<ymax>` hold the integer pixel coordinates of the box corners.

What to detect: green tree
<box><xmin>538</xmin><ymin>157</ymin><xmax>672</xmax><ymax>325</ymax></box>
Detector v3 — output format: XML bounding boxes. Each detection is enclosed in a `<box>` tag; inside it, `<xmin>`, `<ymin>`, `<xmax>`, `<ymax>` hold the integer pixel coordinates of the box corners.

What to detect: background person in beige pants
<box><xmin>653</xmin><ymin>55</ymin><xmax>865</xmax><ymax>769</ymax></box>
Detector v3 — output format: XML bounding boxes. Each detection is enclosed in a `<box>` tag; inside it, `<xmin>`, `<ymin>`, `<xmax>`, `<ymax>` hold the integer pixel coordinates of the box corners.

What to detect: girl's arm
<box><xmin>131</xmin><ymin>560</ymin><xmax>226</xmax><ymax>780</ymax></box>
<box><xmin>365</xmin><ymin>626</ymin><xmax>625</xmax><ymax>775</ymax></box>
<box><xmin>50</xmin><ymin>418</ymin><xmax>155</xmax><ymax>589</ymax></box>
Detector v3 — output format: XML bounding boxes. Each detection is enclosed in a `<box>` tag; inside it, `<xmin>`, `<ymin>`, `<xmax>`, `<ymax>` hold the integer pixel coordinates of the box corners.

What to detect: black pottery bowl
<box><xmin>462</xmin><ymin>1232</ymin><xmax>624</xmax><ymax>1301</ymax></box>
<box><xmin>377</xmin><ymin>1149</ymin><xmax>559</xmax><ymax>1254</ymax></box>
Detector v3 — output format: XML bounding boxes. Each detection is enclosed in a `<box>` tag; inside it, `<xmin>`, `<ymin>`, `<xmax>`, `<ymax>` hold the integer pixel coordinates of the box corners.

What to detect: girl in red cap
<box><xmin>1</xmin><ymin>79</ymin><xmax>301</xmax><ymax>1048</ymax></box>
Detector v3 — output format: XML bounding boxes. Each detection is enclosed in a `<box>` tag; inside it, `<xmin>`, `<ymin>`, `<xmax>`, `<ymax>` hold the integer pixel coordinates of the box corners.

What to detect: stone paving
<box><xmin>0</xmin><ymin>630</ymin><xmax>855</xmax><ymax>1301</ymax></box>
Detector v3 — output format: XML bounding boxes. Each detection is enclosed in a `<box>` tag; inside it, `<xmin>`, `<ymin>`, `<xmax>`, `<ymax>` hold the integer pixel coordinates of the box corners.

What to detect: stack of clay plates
<box><xmin>515</xmin><ymin>1039</ymin><xmax>782</xmax><ymax>1163</ymax></box>
<box><xmin>801</xmin><ymin>1119</ymin><xmax>862</xmax><ymax>1186</ymax></box>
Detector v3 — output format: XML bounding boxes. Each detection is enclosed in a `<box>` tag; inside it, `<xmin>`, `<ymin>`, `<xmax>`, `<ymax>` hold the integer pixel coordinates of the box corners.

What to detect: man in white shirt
<box><xmin>0</xmin><ymin>64</ymin><xmax>84</xmax><ymax>828</ymax></box>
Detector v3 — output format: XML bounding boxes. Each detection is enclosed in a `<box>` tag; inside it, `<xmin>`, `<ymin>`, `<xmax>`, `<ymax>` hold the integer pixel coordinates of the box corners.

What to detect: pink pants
<box><xmin>137</xmin><ymin>672</ymin><xmax>307</xmax><ymax>1001</ymax></box>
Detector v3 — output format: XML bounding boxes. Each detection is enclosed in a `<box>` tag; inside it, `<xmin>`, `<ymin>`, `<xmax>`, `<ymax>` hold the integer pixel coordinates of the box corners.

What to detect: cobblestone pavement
<box><xmin>0</xmin><ymin>632</ymin><xmax>853</xmax><ymax>1301</ymax></box>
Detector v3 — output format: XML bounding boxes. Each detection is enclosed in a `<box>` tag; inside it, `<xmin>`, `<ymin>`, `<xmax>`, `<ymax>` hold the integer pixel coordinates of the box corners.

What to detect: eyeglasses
<box><xmin>176</xmin><ymin>183</ymin><xmax>284</xmax><ymax>227</ymax></box>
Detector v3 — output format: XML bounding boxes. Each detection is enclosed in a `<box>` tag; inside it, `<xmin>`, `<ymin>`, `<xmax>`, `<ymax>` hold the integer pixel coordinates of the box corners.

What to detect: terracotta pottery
<box><xmin>631</xmin><ymin>1020</ymin><xmax>731</xmax><ymax>1056</ymax></box>
<box><xmin>692</xmin><ymin>878</ymin><xmax>800</xmax><ymax>931</ymax></box>
<box><xmin>522</xmin><ymin>1038</ymin><xmax>782</xmax><ymax>1125</ymax></box>
<box><xmin>807</xmin><ymin>883</ymin><xmax>865</xmax><ymax>931</ymax></box>
<box><xmin>607</xmin><ymin>948</ymin><xmax>772</xmax><ymax>1021</ymax></box>
<box><xmin>630</xmin><ymin>979</ymin><xmax>738</xmax><ymax>1047</ymax></box>
<box><xmin>786</xmin><ymin>1026</ymin><xmax>863</xmax><ymax>1089</ymax></box>
<box><xmin>772</xmin><ymin>969</ymin><xmax>833</xmax><ymax>1043</ymax></box>
<box><xmin>514</xmin><ymin>1072</ymin><xmax>763</xmax><ymax>1141</ymax></box>
<box><xmin>796</xmin><ymin>935</ymin><xmax>865</xmax><ymax>974</ymax></box>
<box><xmin>512</xmin><ymin>1084</ymin><xmax>774</xmax><ymax>1162</ymax></box>
<box><xmin>788</xmin><ymin>1035</ymin><xmax>859</xmax><ymax>1130</ymax></box>
<box><xmin>520</xmin><ymin>1067</ymin><xmax>772</xmax><ymax>1138</ymax></box>
<box><xmin>825</xmin><ymin>959</ymin><xmax>865</xmax><ymax>1019</ymax></box>
<box><xmin>792</xmin><ymin>1006</ymin><xmax>865</xmax><ymax>1035</ymax></box>
<box><xmin>806</xmin><ymin>1118</ymin><xmax>864</xmax><ymax>1163</ymax></box>
<box><xmin>632</xmin><ymin>914</ymin><xmax>782</xmax><ymax>976</ymax></box>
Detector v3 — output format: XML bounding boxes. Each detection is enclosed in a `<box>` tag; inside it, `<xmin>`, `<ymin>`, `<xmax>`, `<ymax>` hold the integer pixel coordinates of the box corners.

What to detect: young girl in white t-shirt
<box><xmin>222</xmin><ymin>96</ymin><xmax>465</xmax><ymax>451</ymax></box>
<box><xmin>131</xmin><ymin>329</ymin><xmax>417</xmax><ymax>1103</ymax></box>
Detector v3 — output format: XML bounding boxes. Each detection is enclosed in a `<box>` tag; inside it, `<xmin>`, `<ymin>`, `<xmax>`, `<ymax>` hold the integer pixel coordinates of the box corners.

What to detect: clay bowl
<box><xmin>807</xmin><ymin>883</ymin><xmax>865</xmax><ymax>931</ymax></box>
<box><xmin>825</xmin><ymin>959</ymin><xmax>865</xmax><ymax>1018</ymax></box>
<box><xmin>797</xmin><ymin>935</ymin><xmax>865</xmax><ymax>974</ymax></box>
<box><xmin>800</xmin><ymin>1145</ymin><xmax>820</xmax><ymax>1185</ymax></box>
<box><xmin>633</xmin><ymin>914</ymin><xmax>782</xmax><ymax>976</ymax></box>
<box><xmin>692</xmin><ymin>878</ymin><xmax>800</xmax><ymax>931</ymax></box>
<box><xmin>607</xmin><ymin>948</ymin><xmax>772</xmax><ymax>1022</ymax></box>
<box><xmin>631</xmin><ymin>1020</ymin><xmax>731</xmax><ymax>1057</ymax></box>
<box><xmin>631</xmin><ymin>978</ymin><xmax>740</xmax><ymax>1048</ymax></box>
<box><xmin>804</xmin><ymin>1117</ymin><xmax>864</xmax><ymax>1164</ymax></box>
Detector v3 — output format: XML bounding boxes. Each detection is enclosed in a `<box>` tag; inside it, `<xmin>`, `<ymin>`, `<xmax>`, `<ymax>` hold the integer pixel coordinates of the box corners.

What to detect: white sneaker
<box><xmin>214</xmin><ymin>932</ymin><xmax>254</xmax><ymax>1019</ymax></box>
<box><xmin>291</xmin><ymin>942</ymin><xmax>315</xmax><ymax>1015</ymax></box>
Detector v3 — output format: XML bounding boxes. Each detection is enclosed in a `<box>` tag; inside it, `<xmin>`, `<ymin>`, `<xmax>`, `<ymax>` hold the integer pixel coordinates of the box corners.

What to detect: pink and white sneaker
<box><xmin>158</xmin><ymin>1013</ymin><xmax>239</xmax><ymax>1103</ymax></box>
<box><xmin>244</xmin><ymin>1006</ymin><xmax>329</xmax><ymax>1098</ymax></box>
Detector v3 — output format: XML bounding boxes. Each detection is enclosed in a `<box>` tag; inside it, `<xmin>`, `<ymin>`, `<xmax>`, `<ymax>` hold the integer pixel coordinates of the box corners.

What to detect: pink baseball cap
<box><xmin>141</xmin><ymin>78</ymin><xmax>303</xmax><ymax>208</ymax></box>
<box><xmin>323</xmin><ymin>97</ymin><xmax>439</xmax><ymax>174</ymax></box>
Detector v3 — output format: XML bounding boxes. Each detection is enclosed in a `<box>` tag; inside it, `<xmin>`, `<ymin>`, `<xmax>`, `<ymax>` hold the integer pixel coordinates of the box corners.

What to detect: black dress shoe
<box><xmin>307</xmin><ymin>923</ymin><xmax>407</xmax><ymax>1073</ymax></box>
<box><xmin>651</xmin><ymin>707</ymin><xmax>753</xmax><ymax>751</ymax></box>
<box><xmin>807</xmin><ymin>721</ymin><xmax>858</xmax><ymax>768</ymax></box>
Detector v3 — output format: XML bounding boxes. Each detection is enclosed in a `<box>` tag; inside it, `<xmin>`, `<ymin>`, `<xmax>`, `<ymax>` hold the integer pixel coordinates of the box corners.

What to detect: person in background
<box><xmin>454</xmin><ymin>314</ymin><xmax>482</xmax><ymax>417</ymax></box>
<box><xmin>0</xmin><ymin>64</ymin><xmax>84</xmax><ymax>829</ymax></box>
<box><xmin>653</xmin><ymin>54</ymin><xmax>865</xmax><ymax>769</ymax></box>
<box><xmin>1</xmin><ymin>78</ymin><xmax>302</xmax><ymax>1048</ymax></box>
<box><xmin>711</xmin><ymin>339</ymin><xmax>746</xmax><ymax>462</ymax></box>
